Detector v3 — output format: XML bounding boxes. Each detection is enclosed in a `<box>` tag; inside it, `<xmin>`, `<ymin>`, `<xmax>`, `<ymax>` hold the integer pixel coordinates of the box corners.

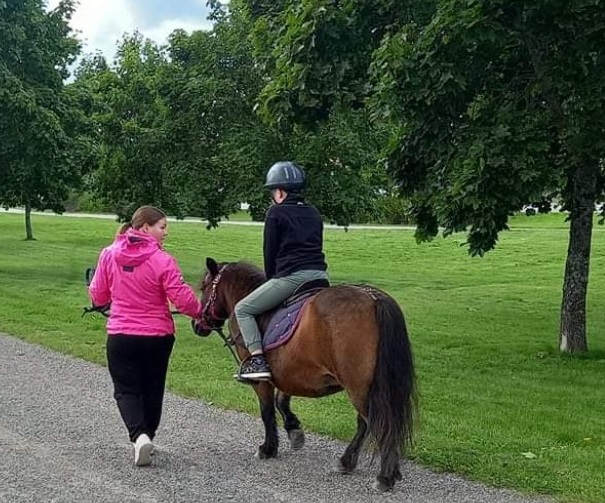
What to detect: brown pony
<box><xmin>192</xmin><ymin>257</ymin><xmax>417</xmax><ymax>491</ymax></box>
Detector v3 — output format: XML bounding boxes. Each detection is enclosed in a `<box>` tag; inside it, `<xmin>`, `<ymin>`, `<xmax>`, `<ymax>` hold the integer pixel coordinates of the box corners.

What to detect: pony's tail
<box><xmin>367</xmin><ymin>293</ymin><xmax>417</xmax><ymax>469</ymax></box>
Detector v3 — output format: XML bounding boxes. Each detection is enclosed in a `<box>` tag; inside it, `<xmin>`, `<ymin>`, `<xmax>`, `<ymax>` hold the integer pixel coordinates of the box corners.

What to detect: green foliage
<box><xmin>0</xmin><ymin>0</ymin><xmax>83</xmax><ymax>230</ymax></box>
<box><xmin>71</xmin><ymin>4</ymin><xmax>279</xmax><ymax>225</ymax></box>
<box><xmin>286</xmin><ymin>107</ymin><xmax>388</xmax><ymax>226</ymax></box>
<box><xmin>374</xmin><ymin>195</ymin><xmax>414</xmax><ymax>225</ymax></box>
<box><xmin>236</xmin><ymin>0</ymin><xmax>395</xmax><ymax>225</ymax></box>
<box><xmin>71</xmin><ymin>34</ymin><xmax>177</xmax><ymax>221</ymax></box>
<box><xmin>163</xmin><ymin>12</ymin><xmax>270</xmax><ymax>225</ymax></box>
<box><xmin>69</xmin><ymin>0</ymin><xmax>389</xmax><ymax>228</ymax></box>
<box><xmin>63</xmin><ymin>190</ymin><xmax>111</xmax><ymax>213</ymax></box>
<box><xmin>249</xmin><ymin>0</ymin><xmax>605</xmax><ymax>253</ymax></box>
<box><xmin>248</xmin><ymin>0</ymin><xmax>436</xmax><ymax>127</ymax></box>
<box><xmin>370</xmin><ymin>0</ymin><xmax>605</xmax><ymax>255</ymax></box>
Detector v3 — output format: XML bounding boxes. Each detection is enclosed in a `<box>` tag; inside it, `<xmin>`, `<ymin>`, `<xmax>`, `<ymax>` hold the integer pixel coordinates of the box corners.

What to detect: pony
<box><xmin>192</xmin><ymin>257</ymin><xmax>417</xmax><ymax>491</ymax></box>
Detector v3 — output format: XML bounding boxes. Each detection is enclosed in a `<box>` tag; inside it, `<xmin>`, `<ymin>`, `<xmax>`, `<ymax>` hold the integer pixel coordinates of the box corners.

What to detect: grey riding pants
<box><xmin>234</xmin><ymin>269</ymin><xmax>328</xmax><ymax>353</ymax></box>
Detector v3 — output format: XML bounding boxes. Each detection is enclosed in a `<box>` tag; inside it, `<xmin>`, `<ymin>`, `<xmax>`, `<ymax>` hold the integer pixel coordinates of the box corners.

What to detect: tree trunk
<box><xmin>24</xmin><ymin>200</ymin><xmax>35</xmax><ymax>241</ymax></box>
<box><xmin>559</xmin><ymin>160</ymin><xmax>598</xmax><ymax>353</ymax></box>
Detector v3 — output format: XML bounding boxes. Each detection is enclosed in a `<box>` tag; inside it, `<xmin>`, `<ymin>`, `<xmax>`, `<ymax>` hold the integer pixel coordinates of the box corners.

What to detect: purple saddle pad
<box><xmin>262</xmin><ymin>297</ymin><xmax>309</xmax><ymax>351</ymax></box>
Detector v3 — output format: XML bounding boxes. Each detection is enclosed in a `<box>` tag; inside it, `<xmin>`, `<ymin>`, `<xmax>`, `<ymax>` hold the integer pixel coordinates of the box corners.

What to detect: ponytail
<box><xmin>118</xmin><ymin>221</ymin><xmax>132</xmax><ymax>235</ymax></box>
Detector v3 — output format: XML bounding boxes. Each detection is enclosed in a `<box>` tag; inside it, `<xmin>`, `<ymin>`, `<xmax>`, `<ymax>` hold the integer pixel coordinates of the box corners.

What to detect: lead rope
<box><xmin>215</xmin><ymin>327</ymin><xmax>241</xmax><ymax>366</ymax></box>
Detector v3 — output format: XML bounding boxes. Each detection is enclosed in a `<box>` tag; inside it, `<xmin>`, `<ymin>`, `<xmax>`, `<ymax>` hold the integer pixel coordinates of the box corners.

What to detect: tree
<box><xmin>249</xmin><ymin>0</ymin><xmax>605</xmax><ymax>353</ymax></box>
<box><xmin>232</xmin><ymin>0</ymin><xmax>394</xmax><ymax>225</ymax></box>
<box><xmin>0</xmin><ymin>0</ymin><xmax>82</xmax><ymax>239</ymax></box>
<box><xmin>162</xmin><ymin>17</ymin><xmax>269</xmax><ymax>226</ymax></box>
<box><xmin>73</xmin><ymin>1</ymin><xmax>388</xmax><ymax>228</ymax></box>
<box><xmin>77</xmin><ymin>13</ymin><xmax>276</xmax><ymax>226</ymax></box>
<box><xmin>160</xmin><ymin>0</ymin><xmax>388</xmax><ymax>227</ymax></box>
<box><xmin>371</xmin><ymin>1</ymin><xmax>605</xmax><ymax>353</ymax></box>
<box><xmin>73</xmin><ymin>34</ymin><xmax>177</xmax><ymax>221</ymax></box>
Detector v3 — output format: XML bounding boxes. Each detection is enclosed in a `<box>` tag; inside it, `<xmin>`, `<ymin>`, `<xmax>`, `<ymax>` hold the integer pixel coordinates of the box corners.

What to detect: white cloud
<box><xmin>47</xmin><ymin>0</ymin><xmax>136</xmax><ymax>61</ymax></box>
<box><xmin>47</xmin><ymin>0</ymin><xmax>211</xmax><ymax>63</ymax></box>
<box><xmin>144</xmin><ymin>18</ymin><xmax>213</xmax><ymax>47</ymax></box>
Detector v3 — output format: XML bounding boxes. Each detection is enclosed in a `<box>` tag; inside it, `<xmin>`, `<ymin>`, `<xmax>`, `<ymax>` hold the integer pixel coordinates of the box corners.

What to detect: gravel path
<box><xmin>0</xmin><ymin>334</ymin><xmax>552</xmax><ymax>503</ymax></box>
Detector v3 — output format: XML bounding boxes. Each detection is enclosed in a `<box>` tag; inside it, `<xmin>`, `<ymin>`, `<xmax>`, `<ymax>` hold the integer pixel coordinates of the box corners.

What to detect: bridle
<box><xmin>198</xmin><ymin>265</ymin><xmax>229</xmax><ymax>331</ymax></box>
<box><xmin>195</xmin><ymin>265</ymin><xmax>241</xmax><ymax>365</ymax></box>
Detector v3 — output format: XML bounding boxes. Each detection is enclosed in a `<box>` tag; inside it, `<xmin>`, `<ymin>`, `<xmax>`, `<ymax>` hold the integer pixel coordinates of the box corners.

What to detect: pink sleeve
<box><xmin>161</xmin><ymin>256</ymin><xmax>202</xmax><ymax>319</ymax></box>
<box><xmin>88</xmin><ymin>248</ymin><xmax>111</xmax><ymax>307</ymax></box>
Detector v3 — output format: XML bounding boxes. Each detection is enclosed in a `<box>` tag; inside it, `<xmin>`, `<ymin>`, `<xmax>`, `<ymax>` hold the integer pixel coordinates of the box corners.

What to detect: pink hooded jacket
<box><xmin>88</xmin><ymin>229</ymin><xmax>202</xmax><ymax>336</ymax></box>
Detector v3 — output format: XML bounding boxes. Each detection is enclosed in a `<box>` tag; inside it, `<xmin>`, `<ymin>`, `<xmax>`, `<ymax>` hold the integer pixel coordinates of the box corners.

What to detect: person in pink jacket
<box><xmin>89</xmin><ymin>205</ymin><xmax>202</xmax><ymax>467</ymax></box>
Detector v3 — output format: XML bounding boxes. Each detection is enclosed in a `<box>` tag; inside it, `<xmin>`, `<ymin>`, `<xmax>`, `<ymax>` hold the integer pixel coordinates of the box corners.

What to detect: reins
<box><xmin>81</xmin><ymin>304</ymin><xmax>110</xmax><ymax>318</ymax></box>
<box><xmin>81</xmin><ymin>305</ymin><xmax>181</xmax><ymax>318</ymax></box>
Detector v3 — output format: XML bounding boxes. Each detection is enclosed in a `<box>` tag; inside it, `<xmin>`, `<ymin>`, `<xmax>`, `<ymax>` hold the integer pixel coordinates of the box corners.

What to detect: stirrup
<box><xmin>233</xmin><ymin>372</ymin><xmax>257</xmax><ymax>385</ymax></box>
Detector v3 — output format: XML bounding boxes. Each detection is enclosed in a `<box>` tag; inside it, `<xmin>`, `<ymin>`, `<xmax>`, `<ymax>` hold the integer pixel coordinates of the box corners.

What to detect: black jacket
<box><xmin>263</xmin><ymin>196</ymin><xmax>327</xmax><ymax>279</ymax></box>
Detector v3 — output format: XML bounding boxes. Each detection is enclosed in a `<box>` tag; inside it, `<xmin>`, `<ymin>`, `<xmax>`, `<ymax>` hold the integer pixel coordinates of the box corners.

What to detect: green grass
<box><xmin>1</xmin><ymin>211</ymin><xmax>605</xmax><ymax>502</ymax></box>
<box><xmin>226</xmin><ymin>209</ymin><xmax>253</xmax><ymax>221</ymax></box>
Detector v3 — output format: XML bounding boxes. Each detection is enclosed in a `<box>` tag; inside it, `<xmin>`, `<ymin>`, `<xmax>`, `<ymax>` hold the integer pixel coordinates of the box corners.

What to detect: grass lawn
<box><xmin>1</xmin><ymin>211</ymin><xmax>604</xmax><ymax>503</ymax></box>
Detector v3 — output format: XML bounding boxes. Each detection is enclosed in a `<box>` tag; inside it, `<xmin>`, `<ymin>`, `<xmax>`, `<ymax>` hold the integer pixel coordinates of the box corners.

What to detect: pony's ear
<box><xmin>206</xmin><ymin>257</ymin><xmax>219</xmax><ymax>277</ymax></box>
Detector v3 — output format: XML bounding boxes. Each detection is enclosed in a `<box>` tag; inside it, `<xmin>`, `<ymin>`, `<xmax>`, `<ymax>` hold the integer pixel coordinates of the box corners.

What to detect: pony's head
<box><xmin>191</xmin><ymin>257</ymin><xmax>265</xmax><ymax>337</ymax></box>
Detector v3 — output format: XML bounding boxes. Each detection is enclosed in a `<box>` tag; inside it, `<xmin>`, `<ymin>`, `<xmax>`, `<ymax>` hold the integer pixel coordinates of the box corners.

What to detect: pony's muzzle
<box><xmin>191</xmin><ymin>319</ymin><xmax>213</xmax><ymax>337</ymax></box>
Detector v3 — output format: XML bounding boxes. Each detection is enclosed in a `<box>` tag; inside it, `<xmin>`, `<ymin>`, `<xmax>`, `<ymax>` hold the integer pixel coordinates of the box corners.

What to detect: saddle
<box><xmin>257</xmin><ymin>278</ymin><xmax>330</xmax><ymax>350</ymax></box>
<box><xmin>285</xmin><ymin>278</ymin><xmax>330</xmax><ymax>306</ymax></box>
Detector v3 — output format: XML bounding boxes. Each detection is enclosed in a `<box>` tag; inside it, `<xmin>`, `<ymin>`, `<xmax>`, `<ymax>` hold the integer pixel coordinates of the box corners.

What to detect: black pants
<box><xmin>106</xmin><ymin>334</ymin><xmax>175</xmax><ymax>443</ymax></box>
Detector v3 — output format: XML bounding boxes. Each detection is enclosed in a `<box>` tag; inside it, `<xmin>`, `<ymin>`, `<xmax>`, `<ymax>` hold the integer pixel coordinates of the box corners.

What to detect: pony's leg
<box><xmin>254</xmin><ymin>381</ymin><xmax>279</xmax><ymax>459</ymax></box>
<box><xmin>275</xmin><ymin>391</ymin><xmax>305</xmax><ymax>450</ymax></box>
<box><xmin>338</xmin><ymin>414</ymin><xmax>368</xmax><ymax>473</ymax></box>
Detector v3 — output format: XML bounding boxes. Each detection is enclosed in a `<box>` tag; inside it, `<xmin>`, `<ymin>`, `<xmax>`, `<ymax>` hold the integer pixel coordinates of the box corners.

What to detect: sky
<box><xmin>46</xmin><ymin>0</ymin><xmax>217</xmax><ymax>63</ymax></box>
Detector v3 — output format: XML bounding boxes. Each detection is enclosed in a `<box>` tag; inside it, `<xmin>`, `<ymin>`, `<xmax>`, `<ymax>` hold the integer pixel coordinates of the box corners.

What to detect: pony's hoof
<box><xmin>395</xmin><ymin>467</ymin><xmax>403</xmax><ymax>481</ymax></box>
<box><xmin>336</xmin><ymin>460</ymin><xmax>353</xmax><ymax>474</ymax></box>
<box><xmin>255</xmin><ymin>446</ymin><xmax>277</xmax><ymax>460</ymax></box>
<box><xmin>288</xmin><ymin>429</ymin><xmax>305</xmax><ymax>450</ymax></box>
<box><xmin>372</xmin><ymin>478</ymin><xmax>394</xmax><ymax>492</ymax></box>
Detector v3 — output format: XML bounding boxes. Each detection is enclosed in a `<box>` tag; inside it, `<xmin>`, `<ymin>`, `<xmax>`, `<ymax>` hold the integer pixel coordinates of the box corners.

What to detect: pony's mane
<box><xmin>226</xmin><ymin>261</ymin><xmax>266</xmax><ymax>291</ymax></box>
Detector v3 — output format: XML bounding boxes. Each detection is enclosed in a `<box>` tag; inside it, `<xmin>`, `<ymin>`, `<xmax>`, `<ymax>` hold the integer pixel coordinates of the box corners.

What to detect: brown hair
<box><xmin>118</xmin><ymin>205</ymin><xmax>167</xmax><ymax>234</ymax></box>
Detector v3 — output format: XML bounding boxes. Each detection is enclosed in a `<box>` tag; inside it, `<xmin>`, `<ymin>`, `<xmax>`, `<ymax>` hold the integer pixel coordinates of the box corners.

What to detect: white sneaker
<box><xmin>134</xmin><ymin>434</ymin><xmax>153</xmax><ymax>466</ymax></box>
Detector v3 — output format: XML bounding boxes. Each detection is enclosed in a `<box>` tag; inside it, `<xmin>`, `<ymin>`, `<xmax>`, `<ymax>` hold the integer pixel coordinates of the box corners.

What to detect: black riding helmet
<box><xmin>264</xmin><ymin>161</ymin><xmax>306</xmax><ymax>192</ymax></box>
